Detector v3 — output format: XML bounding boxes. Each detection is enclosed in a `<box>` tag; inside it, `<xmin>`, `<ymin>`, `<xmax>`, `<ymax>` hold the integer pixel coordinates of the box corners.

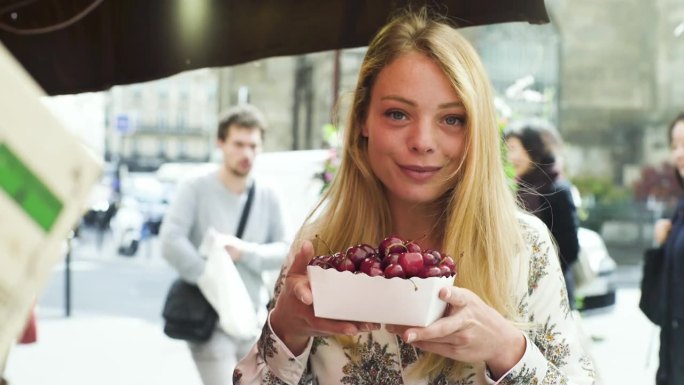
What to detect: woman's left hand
<box><xmin>386</xmin><ymin>286</ymin><xmax>526</xmax><ymax>379</ymax></box>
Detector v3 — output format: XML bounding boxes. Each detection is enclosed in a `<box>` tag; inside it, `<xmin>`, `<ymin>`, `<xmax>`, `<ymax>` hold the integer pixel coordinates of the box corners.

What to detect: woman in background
<box><xmin>653</xmin><ymin>112</ymin><xmax>684</xmax><ymax>385</ymax></box>
<box><xmin>505</xmin><ymin>122</ymin><xmax>580</xmax><ymax>309</ymax></box>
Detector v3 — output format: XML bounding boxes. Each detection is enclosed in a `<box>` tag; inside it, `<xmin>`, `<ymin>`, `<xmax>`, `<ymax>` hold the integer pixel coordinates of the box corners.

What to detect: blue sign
<box><xmin>115</xmin><ymin>114</ymin><xmax>135</xmax><ymax>134</ymax></box>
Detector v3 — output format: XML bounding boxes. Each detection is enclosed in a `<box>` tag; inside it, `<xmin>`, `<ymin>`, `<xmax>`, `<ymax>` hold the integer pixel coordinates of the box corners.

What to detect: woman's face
<box><xmin>671</xmin><ymin>120</ymin><xmax>684</xmax><ymax>178</ymax></box>
<box><xmin>362</xmin><ymin>52</ymin><xmax>467</xmax><ymax>207</ymax></box>
<box><xmin>505</xmin><ymin>137</ymin><xmax>532</xmax><ymax>177</ymax></box>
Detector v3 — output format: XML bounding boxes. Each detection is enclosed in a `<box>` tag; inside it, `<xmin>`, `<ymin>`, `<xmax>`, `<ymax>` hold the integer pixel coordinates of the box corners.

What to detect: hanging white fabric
<box><xmin>197</xmin><ymin>228</ymin><xmax>259</xmax><ymax>340</ymax></box>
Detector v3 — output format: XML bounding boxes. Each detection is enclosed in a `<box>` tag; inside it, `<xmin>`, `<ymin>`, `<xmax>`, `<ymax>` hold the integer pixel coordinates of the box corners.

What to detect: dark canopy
<box><xmin>0</xmin><ymin>0</ymin><xmax>548</xmax><ymax>95</ymax></box>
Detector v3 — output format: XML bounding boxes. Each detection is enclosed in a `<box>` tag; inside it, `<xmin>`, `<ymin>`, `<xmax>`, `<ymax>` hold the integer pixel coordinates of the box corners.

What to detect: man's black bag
<box><xmin>161</xmin><ymin>182</ymin><xmax>255</xmax><ymax>342</ymax></box>
<box><xmin>639</xmin><ymin>247</ymin><xmax>666</xmax><ymax>326</ymax></box>
<box><xmin>162</xmin><ymin>279</ymin><xmax>218</xmax><ymax>342</ymax></box>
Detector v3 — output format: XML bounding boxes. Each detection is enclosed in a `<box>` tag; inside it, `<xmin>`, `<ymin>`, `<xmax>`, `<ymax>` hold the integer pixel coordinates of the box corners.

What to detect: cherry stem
<box><xmin>315</xmin><ymin>234</ymin><xmax>335</xmax><ymax>255</ymax></box>
<box><xmin>407</xmin><ymin>278</ymin><xmax>418</xmax><ymax>291</ymax></box>
<box><xmin>389</xmin><ymin>242</ymin><xmax>408</xmax><ymax>252</ymax></box>
<box><xmin>407</xmin><ymin>234</ymin><xmax>428</xmax><ymax>244</ymax></box>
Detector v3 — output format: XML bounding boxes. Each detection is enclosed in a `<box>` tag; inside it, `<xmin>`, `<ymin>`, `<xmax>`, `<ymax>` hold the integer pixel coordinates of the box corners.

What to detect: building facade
<box><xmin>101</xmin><ymin>1</ymin><xmax>684</xmax><ymax>183</ymax></box>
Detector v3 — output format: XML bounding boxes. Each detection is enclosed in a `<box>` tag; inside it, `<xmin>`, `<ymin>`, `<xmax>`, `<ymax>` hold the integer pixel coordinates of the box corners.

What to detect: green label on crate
<box><xmin>0</xmin><ymin>143</ymin><xmax>63</xmax><ymax>232</ymax></box>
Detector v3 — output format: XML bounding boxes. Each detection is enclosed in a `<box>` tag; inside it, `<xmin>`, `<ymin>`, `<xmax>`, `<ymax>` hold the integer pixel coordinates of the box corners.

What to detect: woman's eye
<box><xmin>444</xmin><ymin>115</ymin><xmax>464</xmax><ymax>126</ymax></box>
<box><xmin>386</xmin><ymin>110</ymin><xmax>407</xmax><ymax>120</ymax></box>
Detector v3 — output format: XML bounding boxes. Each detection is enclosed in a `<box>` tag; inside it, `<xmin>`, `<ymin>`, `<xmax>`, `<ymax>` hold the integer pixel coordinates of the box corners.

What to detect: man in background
<box><xmin>160</xmin><ymin>104</ymin><xmax>288</xmax><ymax>385</ymax></box>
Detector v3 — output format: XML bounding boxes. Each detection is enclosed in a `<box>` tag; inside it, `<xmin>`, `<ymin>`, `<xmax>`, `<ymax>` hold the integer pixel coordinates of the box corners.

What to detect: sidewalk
<box><xmin>4</xmin><ymin>312</ymin><xmax>202</xmax><ymax>385</ymax></box>
<box><xmin>581</xmin><ymin>286</ymin><xmax>659</xmax><ymax>385</ymax></box>
<box><xmin>4</xmin><ymin>233</ymin><xmax>203</xmax><ymax>385</ymax></box>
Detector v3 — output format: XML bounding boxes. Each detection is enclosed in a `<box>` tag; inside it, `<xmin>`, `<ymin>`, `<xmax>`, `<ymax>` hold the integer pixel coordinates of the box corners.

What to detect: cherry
<box><xmin>359</xmin><ymin>256</ymin><xmax>383</xmax><ymax>276</ymax></box>
<box><xmin>421</xmin><ymin>250</ymin><xmax>441</xmax><ymax>266</ymax></box>
<box><xmin>378</xmin><ymin>235</ymin><xmax>406</xmax><ymax>258</ymax></box>
<box><xmin>381</xmin><ymin>252</ymin><xmax>401</xmax><ymax>269</ymax></box>
<box><xmin>420</xmin><ymin>265</ymin><xmax>443</xmax><ymax>278</ymax></box>
<box><xmin>439</xmin><ymin>265</ymin><xmax>452</xmax><ymax>277</ymax></box>
<box><xmin>405</xmin><ymin>242</ymin><xmax>421</xmax><ymax>253</ymax></box>
<box><xmin>440</xmin><ymin>255</ymin><xmax>456</xmax><ymax>272</ymax></box>
<box><xmin>331</xmin><ymin>252</ymin><xmax>355</xmax><ymax>272</ymax></box>
<box><xmin>345</xmin><ymin>245</ymin><xmax>373</xmax><ymax>269</ymax></box>
<box><xmin>359</xmin><ymin>243</ymin><xmax>377</xmax><ymax>255</ymax></box>
<box><xmin>384</xmin><ymin>263</ymin><xmax>406</xmax><ymax>278</ymax></box>
<box><xmin>398</xmin><ymin>251</ymin><xmax>424</xmax><ymax>278</ymax></box>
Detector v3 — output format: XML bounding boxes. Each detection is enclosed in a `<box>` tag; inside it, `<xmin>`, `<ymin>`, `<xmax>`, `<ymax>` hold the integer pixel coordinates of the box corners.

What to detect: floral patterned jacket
<box><xmin>233</xmin><ymin>214</ymin><xmax>597</xmax><ymax>385</ymax></box>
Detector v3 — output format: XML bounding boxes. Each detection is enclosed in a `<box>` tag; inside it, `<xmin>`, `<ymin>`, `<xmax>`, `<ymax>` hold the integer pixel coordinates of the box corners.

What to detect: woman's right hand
<box><xmin>654</xmin><ymin>218</ymin><xmax>672</xmax><ymax>245</ymax></box>
<box><xmin>269</xmin><ymin>240</ymin><xmax>379</xmax><ymax>356</ymax></box>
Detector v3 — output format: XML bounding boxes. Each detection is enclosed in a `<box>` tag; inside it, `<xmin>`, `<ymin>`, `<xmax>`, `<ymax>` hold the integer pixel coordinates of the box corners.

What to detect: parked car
<box><xmin>82</xmin><ymin>161</ymin><xmax>120</xmax><ymax>229</ymax></box>
<box><xmin>111</xmin><ymin>173</ymin><xmax>170</xmax><ymax>256</ymax></box>
<box><xmin>573</xmin><ymin>227</ymin><xmax>617</xmax><ymax>311</ymax></box>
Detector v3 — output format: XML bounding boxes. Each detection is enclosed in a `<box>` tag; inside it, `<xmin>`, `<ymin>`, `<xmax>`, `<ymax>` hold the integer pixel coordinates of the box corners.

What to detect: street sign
<box><xmin>115</xmin><ymin>113</ymin><xmax>136</xmax><ymax>134</ymax></box>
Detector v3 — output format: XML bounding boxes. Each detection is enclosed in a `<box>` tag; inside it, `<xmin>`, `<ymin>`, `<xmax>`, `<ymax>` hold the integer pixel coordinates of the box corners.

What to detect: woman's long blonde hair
<box><xmin>300</xmin><ymin>8</ymin><xmax>524</xmax><ymax>379</ymax></box>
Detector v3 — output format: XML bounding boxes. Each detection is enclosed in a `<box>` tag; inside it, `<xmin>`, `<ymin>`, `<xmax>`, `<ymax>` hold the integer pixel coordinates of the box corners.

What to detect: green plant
<box><xmin>571</xmin><ymin>176</ymin><xmax>632</xmax><ymax>205</ymax></box>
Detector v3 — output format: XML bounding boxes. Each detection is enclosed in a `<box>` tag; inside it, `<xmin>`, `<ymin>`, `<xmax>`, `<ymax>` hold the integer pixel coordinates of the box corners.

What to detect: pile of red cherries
<box><xmin>308</xmin><ymin>235</ymin><xmax>456</xmax><ymax>279</ymax></box>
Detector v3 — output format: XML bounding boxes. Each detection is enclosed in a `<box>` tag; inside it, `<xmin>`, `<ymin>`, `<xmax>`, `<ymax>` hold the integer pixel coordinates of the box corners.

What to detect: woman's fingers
<box><xmin>401</xmin><ymin>315</ymin><xmax>467</xmax><ymax>343</ymax></box>
<box><xmin>288</xmin><ymin>240</ymin><xmax>314</xmax><ymax>276</ymax></box>
<box><xmin>387</xmin><ymin>287</ymin><xmax>470</xmax><ymax>343</ymax></box>
<box><xmin>310</xmin><ymin>319</ymin><xmax>364</xmax><ymax>337</ymax></box>
<box><xmin>410</xmin><ymin>340</ymin><xmax>461</xmax><ymax>357</ymax></box>
<box><xmin>292</xmin><ymin>277</ymin><xmax>313</xmax><ymax>305</ymax></box>
<box><xmin>439</xmin><ymin>286</ymin><xmax>468</xmax><ymax>308</ymax></box>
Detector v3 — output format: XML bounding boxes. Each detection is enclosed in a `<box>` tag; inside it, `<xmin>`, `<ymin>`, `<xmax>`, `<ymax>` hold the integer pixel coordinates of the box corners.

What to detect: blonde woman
<box><xmin>234</xmin><ymin>9</ymin><xmax>596</xmax><ymax>385</ymax></box>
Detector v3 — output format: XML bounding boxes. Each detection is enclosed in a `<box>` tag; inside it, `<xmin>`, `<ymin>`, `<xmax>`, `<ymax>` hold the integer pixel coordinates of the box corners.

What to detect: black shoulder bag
<box><xmin>639</xmin><ymin>246</ymin><xmax>666</xmax><ymax>326</ymax></box>
<box><xmin>162</xmin><ymin>182</ymin><xmax>255</xmax><ymax>342</ymax></box>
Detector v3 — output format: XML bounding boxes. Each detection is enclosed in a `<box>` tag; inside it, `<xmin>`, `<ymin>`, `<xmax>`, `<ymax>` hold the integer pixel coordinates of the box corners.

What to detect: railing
<box><xmin>581</xmin><ymin>201</ymin><xmax>665</xmax><ymax>265</ymax></box>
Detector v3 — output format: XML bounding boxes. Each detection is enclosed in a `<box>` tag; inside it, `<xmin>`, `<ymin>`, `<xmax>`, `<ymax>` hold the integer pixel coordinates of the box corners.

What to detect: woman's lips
<box><xmin>399</xmin><ymin>164</ymin><xmax>442</xmax><ymax>182</ymax></box>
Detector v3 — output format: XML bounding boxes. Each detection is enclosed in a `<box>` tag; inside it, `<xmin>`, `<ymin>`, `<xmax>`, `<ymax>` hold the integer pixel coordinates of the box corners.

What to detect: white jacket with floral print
<box><xmin>233</xmin><ymin>213</ymin><xmax>597</xmax><ymax>385</ymax></box>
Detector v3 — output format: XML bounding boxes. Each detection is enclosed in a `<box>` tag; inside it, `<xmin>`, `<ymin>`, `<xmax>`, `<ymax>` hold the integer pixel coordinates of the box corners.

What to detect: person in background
<box><xmin>653</xmin><ymin>112</ymin><xmax>684</xmax><ymax>385</ymax></box>
<box><xmin>233</xmin><ymin>8</ymin><xmax>595</xmax><ymax>384</ymax></box>
<box><xmin>505</xmin><ymin>122</ymin><xmax>580</xmax><ymax>309</ymax></box>
<box><xmin>159</xmin><ymin>104</ymin><xmax>289</xmax><ymax>385</ymax></box>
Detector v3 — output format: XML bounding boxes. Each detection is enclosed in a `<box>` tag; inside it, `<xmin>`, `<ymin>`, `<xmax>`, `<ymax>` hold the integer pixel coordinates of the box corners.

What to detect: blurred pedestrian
<box><xmin>505</xmin><ymin>121</ymin><xmax>580</xmax><ymax>309</ymax></box>
<box><xmin>159</xmin><ymin>104</ymin><xmax>289</xmax><ymax>385</ymax></box>
<box><xmin>653</xmin><ymin>112</ymin><xmax>684</xmax><ymax>385</ymax></box>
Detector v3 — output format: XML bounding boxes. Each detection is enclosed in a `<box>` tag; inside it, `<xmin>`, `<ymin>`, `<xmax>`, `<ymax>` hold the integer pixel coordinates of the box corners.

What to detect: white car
<box><xmin>573</xmin><ymin>227</ymin><xmax>617</xmax><ymax>311</ymax></box>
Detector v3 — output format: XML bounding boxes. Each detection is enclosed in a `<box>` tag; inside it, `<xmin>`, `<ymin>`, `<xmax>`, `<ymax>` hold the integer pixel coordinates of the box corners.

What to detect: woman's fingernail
<box><xmin>405</xmin><ymin>332</ymin><xmax>416</xmax><ymax>343</ymax></box>
<box><xmin>441</xmin><ymin>288</ymin><xmax>451</xmax><ymax>299</ymax></box>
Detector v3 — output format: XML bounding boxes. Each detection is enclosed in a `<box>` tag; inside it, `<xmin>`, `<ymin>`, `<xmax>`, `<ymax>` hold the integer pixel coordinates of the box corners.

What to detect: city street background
<box><xmin>4</xmin><ymin>226</ymin><xmax>659</xmax><ymax>385</ymax></box>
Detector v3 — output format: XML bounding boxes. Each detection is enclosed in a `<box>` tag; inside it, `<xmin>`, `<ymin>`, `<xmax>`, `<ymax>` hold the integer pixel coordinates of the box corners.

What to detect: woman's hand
<box><xmin>654</xmin><ymin>219</ymin><xmax>672</xmax><ymax>246</ymax></box>
<box><xmin>269</xmin><ymin>240</ymin><xmax>379</xmax><ymax>356</ymax></box>
<box><xmin>386</xmin><ymin>286</ymin><xmax>525</xmax><ymax>379</ymax></box>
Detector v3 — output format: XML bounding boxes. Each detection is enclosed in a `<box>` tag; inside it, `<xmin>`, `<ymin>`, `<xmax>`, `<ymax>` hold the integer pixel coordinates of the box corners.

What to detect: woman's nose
<box><xmin>408</xmin><ymin>120</ymin><xmax>435</xmax><ymax>154</ymax></box>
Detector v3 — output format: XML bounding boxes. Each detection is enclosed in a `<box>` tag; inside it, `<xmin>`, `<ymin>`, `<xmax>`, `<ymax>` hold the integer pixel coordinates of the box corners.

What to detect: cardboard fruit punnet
<box><xmin>0</xmin><ymin>42</ymin><xmax>101</xmax><ymax>364</ymax></box>
<box><xmin>307</xmin><ymin>265</ymin><xmax>454</xmax><ymax>326</ymax></box>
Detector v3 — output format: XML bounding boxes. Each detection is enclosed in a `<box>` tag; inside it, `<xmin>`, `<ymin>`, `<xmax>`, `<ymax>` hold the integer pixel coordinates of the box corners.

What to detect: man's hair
<box><xmin>217</xmin><ymin>104</ymin><xmax>267</xmax><ymax>141</ymax></box>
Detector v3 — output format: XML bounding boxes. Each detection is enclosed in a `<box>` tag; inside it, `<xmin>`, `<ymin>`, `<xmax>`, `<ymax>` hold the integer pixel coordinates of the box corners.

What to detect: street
<box><xmin>4</xmin><ymin>227</ymin><xmax>659</xmax><ymax>385</ymax></box>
